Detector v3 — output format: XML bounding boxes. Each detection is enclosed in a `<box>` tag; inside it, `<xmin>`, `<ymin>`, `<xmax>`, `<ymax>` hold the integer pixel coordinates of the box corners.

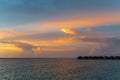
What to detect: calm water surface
<box><xmin>0</xmin><ymin>59</ymin><xmax>120</xmax><ymax>80</ymax></box>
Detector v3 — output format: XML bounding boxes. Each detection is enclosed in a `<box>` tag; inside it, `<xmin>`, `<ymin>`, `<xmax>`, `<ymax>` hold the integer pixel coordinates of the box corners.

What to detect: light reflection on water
<box><xmin>0</xmin><ymin>59</ymin><xmax>120</xmax><ymax>80</ymax></box>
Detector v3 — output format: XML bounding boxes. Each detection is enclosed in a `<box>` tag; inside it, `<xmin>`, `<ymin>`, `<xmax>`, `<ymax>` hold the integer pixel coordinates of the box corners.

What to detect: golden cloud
<box><xmin>61</xmin><ymin>28</ymin><xmax>77</xmax><ymax>34</ymax></box>
<box><xmin>38</xmin><ymin>12</ymin><xmax>120</xmax><ymax>28</ymax></box>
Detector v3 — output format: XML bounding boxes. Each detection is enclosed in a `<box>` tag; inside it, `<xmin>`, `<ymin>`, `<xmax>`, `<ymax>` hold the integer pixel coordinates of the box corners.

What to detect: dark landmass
<box><xmin>77</xmin><ymin>56</ymin><xmax>120</xmax><ymax>60</ymax></box>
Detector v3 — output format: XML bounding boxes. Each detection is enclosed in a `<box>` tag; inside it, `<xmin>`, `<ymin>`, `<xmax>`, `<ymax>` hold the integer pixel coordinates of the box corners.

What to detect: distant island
<box><xmin>77</xmin><ymin>56</ymin><xmax>120</xmax><ymax>60</ymax></box>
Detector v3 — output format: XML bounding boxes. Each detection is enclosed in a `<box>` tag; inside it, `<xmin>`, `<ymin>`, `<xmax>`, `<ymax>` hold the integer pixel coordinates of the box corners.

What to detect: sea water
<box><xmin>0</xmin><ymin>59</ymin><xmax>120</xmax><ymax>80</ymax></box>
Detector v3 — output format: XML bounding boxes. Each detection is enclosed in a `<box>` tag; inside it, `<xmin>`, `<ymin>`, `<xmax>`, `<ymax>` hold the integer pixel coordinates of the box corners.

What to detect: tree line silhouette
<box><xmin>77</xmin><ymin>56</ymin><xmax>120</xmax><ymax>60</ymax></box>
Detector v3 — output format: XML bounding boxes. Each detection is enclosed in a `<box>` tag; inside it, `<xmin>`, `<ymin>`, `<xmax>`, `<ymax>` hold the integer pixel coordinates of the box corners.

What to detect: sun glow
<box><xmin>61</xmin><ymin>28</ymin><xmax>77</xmax><ymax>34</ymax></box>
<box><xmin>0</xmin><ymin>43</ymin><xmax>23</xmax><ymax>53</ymax></box>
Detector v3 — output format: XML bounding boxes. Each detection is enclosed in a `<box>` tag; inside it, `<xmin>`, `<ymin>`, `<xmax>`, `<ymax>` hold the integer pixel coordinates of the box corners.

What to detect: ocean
<box><xmin>0</xmin><ymin>59</ymin><xmax>120</xmax><ymax>80</ymax></box>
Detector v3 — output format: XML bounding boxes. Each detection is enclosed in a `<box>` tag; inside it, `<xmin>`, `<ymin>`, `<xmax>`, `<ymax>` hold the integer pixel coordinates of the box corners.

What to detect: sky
<box><xmin>0</xmin><ymin>0</ymin><xmax>120</xmax><ymax>58</ymax></box>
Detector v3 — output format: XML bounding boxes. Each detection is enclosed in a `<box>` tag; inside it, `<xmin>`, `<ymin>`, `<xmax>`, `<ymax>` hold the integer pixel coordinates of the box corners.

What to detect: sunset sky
<box><xmin>0</xmin><ymin>0</ymin><xmax>120</xmax><ymax>58</ymax></box>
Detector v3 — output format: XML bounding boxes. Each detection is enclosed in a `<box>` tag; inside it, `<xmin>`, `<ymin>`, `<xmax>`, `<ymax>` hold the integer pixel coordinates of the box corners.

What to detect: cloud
<box><xmin>0</xmin><ymin>28</ymin><xmax>39</xmax><ymax>39</ymax></box>
<box><xmin>0</xmin><ymin>29</ymin><xmax>17</xmax><ymax>38</ymax></box>
<box><xmin>61</xmin><ymin>28</ymin><xmax>109</xmax><ymax>38</ymax></box>
<box><xmin>1</xmin><ymin>29</ymin><xmax>71</xmax><ymax>41</ymax></box>
<box><xmin>82</xmin><ymin>36</ymin><xmax>120</xmax><ymax>56</ymax></box>
<box><xmin>38</xmin><ymin>12</ymin><xmax>120</xmax><ymax>29</ymax></box>
<box><xmin>61</xmin><ymin>28</ymin><xmax>120</xmax><ymax>56</ymax></box>
<box><xmin>0</xmin><ymin>0</ymin><xmax>120</xmax><ymax>27</ymax></box>
<box><xmin>86</xmin><ymin>38</ymin><xmax>120</xmax><ymax>56</ymax></box>
<box><xmin>0</xmin><ymin>0</ymin><xmax>120</xmax><ymax>58</ymax></box>
<box><xmin>0</xmin><ymin>41</ymin><xmax>42</xmax><ymax>57</ymax></box>
<box><xmin>0</xmin><ymin>26</ymin><xmax>120</xmax><ymax>57</ymax></box>
<box><xmin>61</xmin><ymin>28</ymin><xmax>77</xmax><ymax>35</ymax></box>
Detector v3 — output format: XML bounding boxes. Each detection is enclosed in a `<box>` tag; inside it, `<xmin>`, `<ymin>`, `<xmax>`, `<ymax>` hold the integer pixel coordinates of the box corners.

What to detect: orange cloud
<box><xmin>0</xmin><ymin>30</ymin><xmax>16</xmax><ymax>38</ymax></box>
<box><xmin>0</xmin><ymin>29</ymin><xmax>40</xmax><ymax>39</ymax></box>
<box><xmin>0</xmin><ymin>43</ymin><xmax>23</xmax><ymax>54</ymax></box>
<box><xmin>61</xmin><ymin>28</ymin><xmax>77</xmax><ymax>34</ymax></box>
<box><xmin>39</xmin><ymin>12</ymin><xmax>120</xmax><ymax>28</ymax></box>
